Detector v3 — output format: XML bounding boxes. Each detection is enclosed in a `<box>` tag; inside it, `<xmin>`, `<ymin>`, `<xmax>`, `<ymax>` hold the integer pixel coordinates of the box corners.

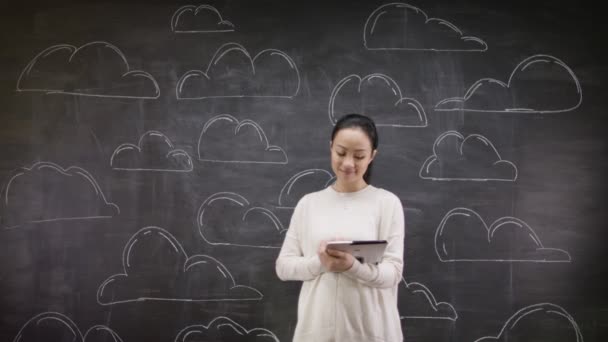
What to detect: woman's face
<box><xmin>330</xmin><ymin>127</ymin><xmax>376</xmax><ymax>189</ymax></box>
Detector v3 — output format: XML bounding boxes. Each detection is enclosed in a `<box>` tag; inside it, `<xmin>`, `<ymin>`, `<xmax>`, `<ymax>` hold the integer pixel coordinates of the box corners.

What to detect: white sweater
<box><xmin>276</xmin><ymin>185</ymin><xmax>405</xmax><ymax>342</ymax></box>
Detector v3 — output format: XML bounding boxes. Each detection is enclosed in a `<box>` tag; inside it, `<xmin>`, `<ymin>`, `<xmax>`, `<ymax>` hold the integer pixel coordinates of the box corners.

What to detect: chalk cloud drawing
<box><xmin>198</xmin><ymin>114</ymin><xmax>287</xmax><ymax>164</ymax></box>
<box><xmin>176</xmin><ymin>42</ymin><xmax>300</xmax><ymax>99</ymax></box>
<box><xmin>13</xmin><ymin>312</ymin><xmax>123</xmax><ymax>342</ymax></box>
<box><xmin>399</xmin><ymin>277</ymin><xmax>458</xmax><ymax>321</ymax></box>
<box><xmin>474</xmin><ymin>303</ymin><xmax>583</xmax><ymax>342</ymax></box>
<box><xmin>435</xmin><ymin>55</ymin><xmax>582</xmax><ymax>113</ymax></box>
<box><xmin>17</xmin><ymin>41</ymin><xmax>159</xmax><ymax>99</ymax></box>
<box><xmin>97</xmin><ymin>226</ymin><xmax>262</xmax><ymax>305</ymax></box>
<box><xmin>0</xmin><ymin>161</ymin><xmax>119</xmax><ymax>229</ymax></box>
<box><xmin>175</xmin><ymin>316</ymin><xmax>280</xmax><ymax>342</ymax></box>
<box><xmin>277</xmin><ymin>169</ymin><xmax>335</xmax><ymax>209</ymax></box>
<box><xmin>364</xmin><ymin>3</ymin><xmax>487</xmax><ymax>51</ymax></box>
<box><xmin>171</xmin><ymin>5</ymin><xmax>235</xmax><ymax>33</ymax></box>
<box><xmin>419</xmin><ymin>131</ymin><xmax>517</xmax><ymax>181</ymax></box>
<box><xmin>329</xmin><ymin>73</ymin><xmax>427</xmax><ymax>127</ymax></box>
<box><xmin>197</xmin><ymin>192</ymin><xmax>286</xmax><ymax>248</ymax></box>
<box><xmin>435</xmin><ymin>208</ymin><xmax>571</xmax><ymax>262</ymax></box>
<box><xmin>110</xmin><ymin>131</ymin><xmax>193</xmax><ymax>172</ymax></box>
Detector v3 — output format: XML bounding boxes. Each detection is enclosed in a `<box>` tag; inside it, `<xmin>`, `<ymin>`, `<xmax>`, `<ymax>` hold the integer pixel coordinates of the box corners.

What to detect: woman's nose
<box><xmin>342</xmin><ymin>157</ymin><xmax>355</xmax><ymax>168</ymax></box>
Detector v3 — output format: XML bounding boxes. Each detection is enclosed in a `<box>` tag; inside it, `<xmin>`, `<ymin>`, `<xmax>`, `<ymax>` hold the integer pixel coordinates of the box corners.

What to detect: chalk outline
<box><xmin>198</xmin><ymin>114</ymin><xmax>288</xmax><ymax>164</ymax></box>
<box><xmin>435</xmin><ymin>55</ymin><xmax>582</xmax><ymax>113</ymax></box>
<box><xmin>110</xmin><ymin>131</ymin><xmax>193</xmax><ymax>172</ymax></box>
<box><xmin>328</xmin><ymin>73</ymin><xmax>428</xmax><ymax>127</ymax></box>
<box><xmin>174</xmin><ymin>316</ymin><xmax>280</xmax><ymax>342</ymax></box>
<box><xmin>363</xmin><ymin>3</ymin><xmax>487</xmax><ymax>51</ymax></box>
<box><xmin>435</xmin><ymin>207</ymin><xmax>572</xmax><ymax>262</ymax></box>
<box><xmin>97</xmin><ymin>226</ymin><xmax>263</xmax><ymax>305</ymax></box>
<box><xmin>277</xmin><ymin>169</ymin><xmax>335</xmax><ymax>209</ymax></box>
<box><xmin>171</xmin><ymin>5</ymin><xmax>235</xmax><ymax>33</ymax></box>
<box><xmin>400</xmin><ymin>277</ymin><xmax>458</xmax><ymax>321</ymax></box>
<box><xmin>13</xmin><ymin>312</ymin><xmax>123</xmax><ymax>342</ymax></box>
<box><xmin>176</xmin><ymin>42</ymin><xmax>300</xmax><ymax>99</ymax></box>
<box><xmin>1</xmin><ymin>161</ymin><xmax>120</xmax><ymax>230</ymax></box>
<box><xmin>474</xmin><ymin>303</ymin><xmax>584</xmax><ymax>342</ymax></box>
<box><xmin>83</xmin><ymin>325</ymin><xmax>124</xmax><ymax>342</ymax></box>
<box><xmin>419</xmin><ymin>131</ymin><xmax>518</xmax><ymax>182</ymax></box>
<box><xmin>16</xmin><ymin>41</ymin><xmax>160</xmax><ymax>99</ymax></box>
<box><xmin>197</xmin><ymin>192</ymin><xmax>286</xmax><ymax>249</ymax></box>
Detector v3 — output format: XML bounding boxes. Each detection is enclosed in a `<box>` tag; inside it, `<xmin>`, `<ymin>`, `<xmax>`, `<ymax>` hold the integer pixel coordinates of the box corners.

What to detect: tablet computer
<box><xmin>326</xmin><ymin>240</ymin><xmax>387</xmax><ymax>265</ymax></box>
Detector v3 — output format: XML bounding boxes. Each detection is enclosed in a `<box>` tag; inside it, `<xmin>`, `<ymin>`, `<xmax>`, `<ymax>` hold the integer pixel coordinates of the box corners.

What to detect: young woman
<box><xmin>276</xmin><ymin>113</ymin><xmax>405</xmax><ymax>342</ymax></box>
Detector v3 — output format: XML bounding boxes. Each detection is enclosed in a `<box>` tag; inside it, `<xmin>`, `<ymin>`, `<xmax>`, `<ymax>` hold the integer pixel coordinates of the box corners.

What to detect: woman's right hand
<box><xmin>318</xmin><ymin>241</ymin><xmax>355</xmax><ymax>272</ymax></box>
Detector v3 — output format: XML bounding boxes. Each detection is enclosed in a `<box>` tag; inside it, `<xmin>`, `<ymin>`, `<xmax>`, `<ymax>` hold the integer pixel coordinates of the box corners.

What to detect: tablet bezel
<box><xmin>326</xmin><ymin>240</ymin><xmax>387</xmax><ymax>264</ymax></box>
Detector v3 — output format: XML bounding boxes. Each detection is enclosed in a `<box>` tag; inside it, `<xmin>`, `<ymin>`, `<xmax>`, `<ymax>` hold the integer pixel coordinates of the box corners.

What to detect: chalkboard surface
<box><xmin>1</xmin><ymin>1</ymin><xmax>607</xmax><ymax>341</ymax></box>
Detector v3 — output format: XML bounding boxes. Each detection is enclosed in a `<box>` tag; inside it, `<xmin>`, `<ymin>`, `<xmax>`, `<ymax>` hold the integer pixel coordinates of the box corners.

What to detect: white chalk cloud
<box><xmin>435</xmin><ymin>208</ymin><xmax>571</xmax><ymax>262</ymax></box>
<box><xmin>435</xmin><ymin>55</ymin><xmax>582</xmax><ymax>113</ymax></box>
<box><xmin>198</xmin><ymin>114</ymin><xmax>287</xmax><ymax>164</ymax></box>
<box><xmin>1</xmin><ymin>161</ymin><xmax>119</xmax><ymax>229</ymax></box>
<box><xmin>111</xmin><ymin>131</ymin><xmax>193</xmax><ymax>172</ymax></box>
<box><xmin>174</xmin><ymin>316</ymin><xmax>279</xmax><ymax>342</ymax></box>
<box><xmin>171</xmin><ymin>5</ymin><xmax>235</xmax><ymax>33</ymax></box>
<box><xmin>399</xmin><ymin>278</ymin><xmax>458</xmax><ymax>321</ymax></box>
<box><xmin>13</xmin><ymin>312</ymin><xmax>123</xmax><ymax>342</ymax></box>
<box><xmin>364</xmin><ymin>3</ymin><xmax>487</xmax><ymax>51</ymax></box>
<box><xmin>277</xmin><ymin>169</ymin><xmax>335</xmax><ymax>209</ymax></box>
<box><xmin>419</xmin><ymin>131</ymin><xmax>517</xmax><ymax>181</ymax></box>
<box><xmin>197</xmin><ymin>192</ymin><xmax>286</xmax><ymax>248</ymax></box>
<box><xmin>176</xmin><ymin>42</ymin><xmax>300</xmax><ymax>99</ymax></box>
<box><xmin>329</xmin><ymin>73</ymin><xmax>427</xmax><ymax>128</ymax></box>
<box><xmin>17</xmin><ymin>41</ymin><xmax>159</xmax><ymax>99</ymax></box>
<box><xmin>97</xmin><ymin>226</ymin><xmax>262</xmax><ymax>305</ymax></box>
<box><xmin>474</xmin><ymin>303</ymin><xmax>583</xmax><ymax>342</ymax></box>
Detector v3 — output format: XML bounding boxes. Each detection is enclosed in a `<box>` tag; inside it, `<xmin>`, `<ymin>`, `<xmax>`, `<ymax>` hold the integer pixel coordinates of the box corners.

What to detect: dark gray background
<box><xmin>0</xmin><ymin>1</ymin><xmax>606</xmax><ymax>341</ymax></box>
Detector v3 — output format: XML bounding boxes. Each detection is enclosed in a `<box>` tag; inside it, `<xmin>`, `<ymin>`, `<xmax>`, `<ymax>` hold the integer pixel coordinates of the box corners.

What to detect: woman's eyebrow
<box><xmin>335</xmin><ymin>144</ymin><xmax>368</xmax><ymax>152</ymax></box>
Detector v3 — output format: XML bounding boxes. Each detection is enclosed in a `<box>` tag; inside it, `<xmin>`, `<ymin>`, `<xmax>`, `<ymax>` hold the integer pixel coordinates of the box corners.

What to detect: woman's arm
<box><xmin>342</xmin><ymin>194</ymin><xmax>404</xmax><ymax>288</ymax></box>
<box><xmin>275</xmin><ymin>197</ymin><xmax>324</xmax><ymax>281</ymax></box>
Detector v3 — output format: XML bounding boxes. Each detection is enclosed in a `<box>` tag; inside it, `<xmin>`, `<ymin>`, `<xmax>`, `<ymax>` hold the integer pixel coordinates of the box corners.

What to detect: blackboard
<box><xmin>1</xmin><ymin>1</ymin><xmax>607</xmax><ymax>341</ymax></box>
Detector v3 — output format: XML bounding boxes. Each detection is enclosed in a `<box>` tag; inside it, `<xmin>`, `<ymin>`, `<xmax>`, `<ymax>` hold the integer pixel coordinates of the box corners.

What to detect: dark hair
<box><xmin>331</xmin><ymin>113</ymin><xmax>378</xmax><ymax>184</ymax></box>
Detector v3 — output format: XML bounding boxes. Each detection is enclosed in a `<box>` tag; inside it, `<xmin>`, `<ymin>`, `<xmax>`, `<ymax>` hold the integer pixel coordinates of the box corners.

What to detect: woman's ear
<box><xmin>370</xmin><ymin>149</ymin><xmax>378</xmax><ymax>162</ymax></box>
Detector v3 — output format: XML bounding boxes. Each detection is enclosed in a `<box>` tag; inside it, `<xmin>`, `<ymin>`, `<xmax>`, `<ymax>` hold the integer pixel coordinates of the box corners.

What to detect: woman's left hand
<box><xmin>318</xmin><ymin>241</ymin><xmax>355</xmax><ymax>272</ymax></box>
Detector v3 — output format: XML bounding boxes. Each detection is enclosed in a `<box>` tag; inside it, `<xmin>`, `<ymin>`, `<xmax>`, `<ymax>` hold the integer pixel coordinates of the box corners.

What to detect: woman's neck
<box><xmin>332</xmin><ymin>180</ymin><xmax>368</xmax><ymax>193</ymax></box>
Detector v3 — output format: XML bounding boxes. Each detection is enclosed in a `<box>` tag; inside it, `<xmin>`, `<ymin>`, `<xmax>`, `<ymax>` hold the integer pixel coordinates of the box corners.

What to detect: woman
<box><xmin>276</xmin><ymin>113</ymin><xmax>405</xmax><ymax>342</ymax></box>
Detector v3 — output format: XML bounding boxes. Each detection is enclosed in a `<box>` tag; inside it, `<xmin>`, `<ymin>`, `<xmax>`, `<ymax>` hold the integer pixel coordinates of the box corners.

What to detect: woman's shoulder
<box><xmin>370</xmin><ymin>186</ymin><xmax>402</xmax><ymax>205</ymax></box>
<box><xmin>294</xmin><ymin>187</ymin><xmax>332</xmax><ymax>207</ymax></box>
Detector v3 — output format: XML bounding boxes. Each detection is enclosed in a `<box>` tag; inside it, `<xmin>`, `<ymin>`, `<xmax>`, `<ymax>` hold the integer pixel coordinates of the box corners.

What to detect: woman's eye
<box><xmin>355</xmin><ymin>156</ymin><xmax>365</xmax><ymax>160</ymax></box>
<box><xmin>337</xmin><ymin>153</ymin><xmax>346</xmax><ymax>157</ymax></box>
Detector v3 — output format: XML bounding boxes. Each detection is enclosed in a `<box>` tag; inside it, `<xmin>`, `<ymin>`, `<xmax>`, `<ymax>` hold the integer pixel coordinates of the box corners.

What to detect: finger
<box><xmin>318</xmin><ymin>241</ymin><xmax>328</xmax><ymax>253</ymax></box>
<box><xmin>324</xmin><ymin>248</ymin><xmax>338</xmax><ymax>256</ymax></box>
<box><xmin>326</xmin><ymin>248</ymin><xmax>347</xmax><ymax>258</ymax></box>
<box><xmin>318</xmin><ymin>241</ymin><xmax>328</xmax><ymax>254</ymax></box>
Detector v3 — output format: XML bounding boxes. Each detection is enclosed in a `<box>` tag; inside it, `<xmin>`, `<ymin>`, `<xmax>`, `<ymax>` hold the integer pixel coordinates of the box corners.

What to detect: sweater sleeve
<box><xmin>275</xmin><ymin>196</ymin><xmax>323</xmax><ymax>281</ymax></box>
<box><xmin>343</xmin><ymin>194</ymin><xmax>404</xmax><ymax>288</ymax></box>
